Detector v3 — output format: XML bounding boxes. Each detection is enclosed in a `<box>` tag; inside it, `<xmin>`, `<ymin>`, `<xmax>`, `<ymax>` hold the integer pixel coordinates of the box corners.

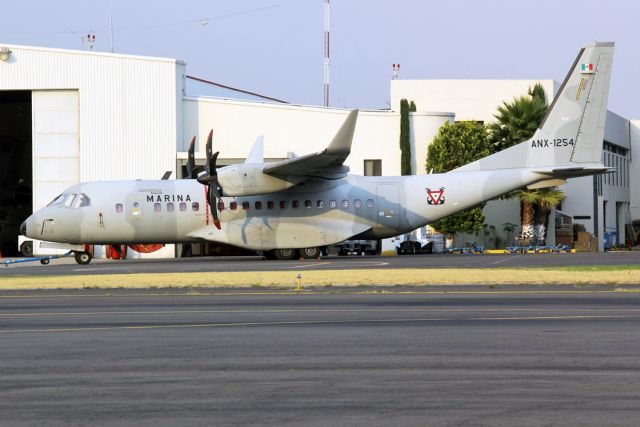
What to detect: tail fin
<box><xmin>244</xmin><ymin>135</ymin><xmax>264</xmax><ymax>164</ymax></box>
<box><xmin>456</xmin><ymin>42</ymin><xmax>614</xmax><ymax>177</ymax></box>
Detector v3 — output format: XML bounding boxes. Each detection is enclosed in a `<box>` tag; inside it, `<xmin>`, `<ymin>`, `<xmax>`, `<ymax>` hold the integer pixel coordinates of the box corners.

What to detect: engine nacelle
<box><xmin>217</xmin><ymin>164</ymin><xmax>301</xmax><ymax>196</ymax></box>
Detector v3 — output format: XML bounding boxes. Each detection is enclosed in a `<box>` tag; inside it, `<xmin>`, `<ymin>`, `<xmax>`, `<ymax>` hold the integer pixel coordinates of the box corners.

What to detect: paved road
<box><xmin>2</xmin><ymin>288</ymin><xmax>640</xmax><ymax>426</ymax></box>
<box><xmin>3</xmin><ymin>251</ymin><xmax>640</xmax><ymax>276</ymax></box>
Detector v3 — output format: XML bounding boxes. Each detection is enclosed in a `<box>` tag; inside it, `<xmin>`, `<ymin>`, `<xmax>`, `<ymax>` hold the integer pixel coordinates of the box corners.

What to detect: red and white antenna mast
<box><xmin>323</xmin><ymin>0</ymin><xmax>330</xmax><ymax>107</ymax></box>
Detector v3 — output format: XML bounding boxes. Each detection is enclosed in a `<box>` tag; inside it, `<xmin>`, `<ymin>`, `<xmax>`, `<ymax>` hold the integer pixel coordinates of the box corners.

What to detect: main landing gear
<box><xmin>74</xmin><ymin>251</ymin><xmax>93</xmax><ymax>265</ymax></box>
<box><xmin>263</xmin><ymin>247</ymin><xmax>322</xmax><ymax>260</ymax></box>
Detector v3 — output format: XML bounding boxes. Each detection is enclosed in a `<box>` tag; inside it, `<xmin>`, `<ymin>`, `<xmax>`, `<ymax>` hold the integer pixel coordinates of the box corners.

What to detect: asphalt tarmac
<box><xmin>2</xmin><ymin>288</ymin><xmax>640</xmax><ymax>426</ymax></box>
<box><xmin>3</xmin><ymin>251</ymin><xmax>640</xmax><ymax>276</ymax></box>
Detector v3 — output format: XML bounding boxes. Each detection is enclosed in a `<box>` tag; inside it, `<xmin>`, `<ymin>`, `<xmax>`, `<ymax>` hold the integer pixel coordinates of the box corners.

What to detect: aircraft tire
<box><xmin>273</xmin><ymin>248</ymin><xmax>298</xmax><ymax>260</ymax></box>
<box><xmin>300</xmin><ymin>247</ymin><xmax>321</xmax><ymax>259</ymax></box>
<box><xmin>20</xmin><ymin>241</ymin><xmax>33</xmax><ymax>257</ymax></box>
<box><xmin>40</xmin><ymin>258</ymin><xmax>49</xmax><ymax>265</ymax></box>
<box><xmin>74</xmin><ymin>251</ymin><xmax>93</xmax><ymax>265</ymax></box>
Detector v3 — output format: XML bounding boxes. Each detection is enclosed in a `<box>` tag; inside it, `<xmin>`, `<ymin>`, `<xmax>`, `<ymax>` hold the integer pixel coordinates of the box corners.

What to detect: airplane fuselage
<box><xmin>24</xmin><ymin>169</ymin><xmax>549</xmax><ymax>251</ymax></box>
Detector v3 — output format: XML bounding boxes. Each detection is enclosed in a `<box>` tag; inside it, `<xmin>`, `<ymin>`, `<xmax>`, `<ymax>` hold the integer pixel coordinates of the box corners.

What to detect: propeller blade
<box><xmin>186</xmin><ymin>136</ymin><xmax>196</xmax><ymax>179</ymax></box>
<box><xmin>207</xmin><ymin>185</ymin><xmax>222</xmax><ymax>230</ymax></box>
<box><xmin>205</xmin><ymin>130</ymin><xmax>213</xmax><ymax>163</ymax></box>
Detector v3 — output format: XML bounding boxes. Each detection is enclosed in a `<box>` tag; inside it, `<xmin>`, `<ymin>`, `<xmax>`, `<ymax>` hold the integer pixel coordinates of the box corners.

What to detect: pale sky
<box><xmin>2</xmin><ymin>0</ymin><xmax>638</xmax><ymax>118</ymax></box>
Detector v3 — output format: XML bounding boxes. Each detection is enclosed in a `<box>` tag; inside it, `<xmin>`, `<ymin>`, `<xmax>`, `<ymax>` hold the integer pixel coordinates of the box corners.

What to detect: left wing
<box><xmin>263</xmin><ymin>109</ymin><xmax>358</xmax><ymax>179</ymax></box>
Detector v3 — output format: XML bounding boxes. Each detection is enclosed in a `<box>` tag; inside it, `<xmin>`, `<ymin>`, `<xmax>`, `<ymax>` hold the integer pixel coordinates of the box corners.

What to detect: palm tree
<box><xmin>517</xmin><ymin>190</ymin><xmax>540</xmax><ymax>246</ymax></box>
<box><xmin>502</xmin><ymin>222</ymin><xmax>518</xmax><ymax>247</ymax></box>
<box><xmin>488</xmin><ymin>83</ymin><xmax>548</xmax><ymax>152</ymax></box>
<box><xmin>488</xmin><ymin>84</ymin><xmax>550</xmax><ymax>245</ymax></box>
<box><xmin>533</xmin><ymin>188</ymin><xmax>566</xmax><ymax>245</ymax></box>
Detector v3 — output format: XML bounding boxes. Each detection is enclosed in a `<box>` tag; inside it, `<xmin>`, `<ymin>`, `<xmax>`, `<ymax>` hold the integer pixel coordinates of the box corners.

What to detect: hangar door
<box><xmin>32</xmin><ymin>91</ymin><xmax>79</xmax><ymax>211</ymax></box>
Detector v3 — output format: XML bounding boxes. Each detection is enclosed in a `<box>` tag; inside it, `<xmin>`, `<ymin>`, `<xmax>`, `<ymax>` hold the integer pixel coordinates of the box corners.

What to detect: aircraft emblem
<box><xmin>426</xmin><ymin>187</ymin><xmax>445</xmax><ymax>205</ymax></box>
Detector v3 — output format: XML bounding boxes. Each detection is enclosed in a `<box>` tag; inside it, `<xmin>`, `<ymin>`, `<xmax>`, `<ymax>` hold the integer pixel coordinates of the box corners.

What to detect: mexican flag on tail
<box><xmin>580</xmin><ymin>63</ymin><xmax>594</xmax><ymax>74</ymax></box>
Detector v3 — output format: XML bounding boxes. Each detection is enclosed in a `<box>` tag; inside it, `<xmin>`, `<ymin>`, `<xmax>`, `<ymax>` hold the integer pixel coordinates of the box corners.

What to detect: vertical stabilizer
<box><xmin>455</xmin><ymin>42</ymin><xmax>614</xmax><ymax>175</ymax></box>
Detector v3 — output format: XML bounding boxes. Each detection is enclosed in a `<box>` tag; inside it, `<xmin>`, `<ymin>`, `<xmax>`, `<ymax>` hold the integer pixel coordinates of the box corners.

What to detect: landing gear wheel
<box><xmin>40</xmin><ymin>258</ymin><xmax>50</xmax><ymax>265</ymax></box>
<box><xmin>300</xmin><ymin>247</ymin><xmax>321</xmax><ymax>259</ymax></box>
<box><xmin>74</xmin><ymin>251</ymin><xmax>93</xmax><ymax>265</ymax></box>
<box><xmin>20</xmin><ymin>241</ymin><xmax>33</xmax><ymax>257</ymax></box>
<box><xmin>273</xmin><ymin>248</ymin><xmax>298</xmax><ymax>260</ymax></box>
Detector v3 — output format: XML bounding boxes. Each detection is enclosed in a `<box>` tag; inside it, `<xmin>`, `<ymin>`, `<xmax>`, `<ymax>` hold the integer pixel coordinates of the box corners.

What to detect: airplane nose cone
<box><xmin>20</xmin><ymin>220</ymin><xmax>26</xmax><ymax>236</ymax></box>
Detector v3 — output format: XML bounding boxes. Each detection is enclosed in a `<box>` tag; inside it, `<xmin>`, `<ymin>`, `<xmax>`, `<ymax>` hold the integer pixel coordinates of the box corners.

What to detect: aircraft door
<box><xmin>376</xmin><ymin>184</ymin><xmax>400</xmax><ymax>228</ymax></box>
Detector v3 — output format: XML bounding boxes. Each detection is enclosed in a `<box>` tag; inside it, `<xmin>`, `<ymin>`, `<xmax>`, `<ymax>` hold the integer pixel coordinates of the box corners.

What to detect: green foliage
<box><xmin>409</xmin><ymin>100</ymin><xmax>417</xmax><ymax>112</ymax></box>
<box><xmin>399</xmin><ymin>99</ymin><xmax>412</xmax><ymax>175</ymax></box>
<box><xmin>433</xmin><ymin>207</ymin><xmax>486</xmax><ymax>237</ymax></box>
<box><xmin>426</xmin><ymin>121</ymin><xmax>492</xmax><ymax>236</ymax></box>
<box><xmin>487</xmin><ymin>83</ymin><xmax>548</xmax><ymax>152</ymax></box>
<box><xmin>426</xmin><ymin>121</ymin><xmax>492</xmax><ymax>173</ymax></box>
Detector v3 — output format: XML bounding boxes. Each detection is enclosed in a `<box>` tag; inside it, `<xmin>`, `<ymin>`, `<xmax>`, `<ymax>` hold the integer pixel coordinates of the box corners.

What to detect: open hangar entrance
<box><xmin>0</xmin><ymin>91</ymin><xmax>32</xmax><ymax>256</ymax></box>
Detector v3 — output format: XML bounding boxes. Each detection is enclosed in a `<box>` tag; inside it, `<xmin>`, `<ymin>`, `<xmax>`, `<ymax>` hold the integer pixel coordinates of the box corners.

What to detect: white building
<box><xmin>0</xmin><ymin>43</ymin><xmax>637</xmax><ymax>256</ymax></box>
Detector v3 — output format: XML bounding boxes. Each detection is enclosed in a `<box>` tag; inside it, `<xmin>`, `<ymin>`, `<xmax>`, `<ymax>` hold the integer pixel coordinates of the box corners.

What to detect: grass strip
<box><xmin>1</xmin><ymin>268</ymin><xmax>640</xmax><ymax>289</ymax></box>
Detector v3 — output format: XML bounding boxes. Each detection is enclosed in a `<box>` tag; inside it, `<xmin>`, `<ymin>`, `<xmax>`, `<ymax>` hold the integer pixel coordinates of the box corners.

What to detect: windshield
<box><xmin>47</xmin><ymin>194</ymin><xmax>66</xmax><ymax>206</ymax></box>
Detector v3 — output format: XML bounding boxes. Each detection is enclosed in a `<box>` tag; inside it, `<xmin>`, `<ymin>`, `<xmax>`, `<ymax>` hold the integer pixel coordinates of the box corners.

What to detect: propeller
<box><xmin>196</xmin><ymin>130</ymin><xmax>222</xmax><ymax>230</ymax></box>
<box><xmin>186</xmin><ymin>136</ymin><xmax>197</xmax><ymax>179</ymax></box>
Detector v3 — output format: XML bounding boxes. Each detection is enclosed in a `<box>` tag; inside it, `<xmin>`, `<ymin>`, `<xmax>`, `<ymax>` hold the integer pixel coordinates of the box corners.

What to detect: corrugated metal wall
<box><xmin>0</xmin><ymin>44</ymin><xmax>182</xmax><ymax>181</ymax></box>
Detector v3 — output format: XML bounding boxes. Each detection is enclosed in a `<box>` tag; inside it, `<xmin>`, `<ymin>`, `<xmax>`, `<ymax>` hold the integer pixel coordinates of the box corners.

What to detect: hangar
<box><xmin>0</xmin><ymin>43</ymin><xmax>637</xmax><ymax>256</ymax></box>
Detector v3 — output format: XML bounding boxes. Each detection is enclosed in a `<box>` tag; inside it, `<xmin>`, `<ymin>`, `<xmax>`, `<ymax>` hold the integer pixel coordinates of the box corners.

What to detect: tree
<box><xmin>488</xmin><ymin>83</ymin><xmax>547</xmax><ymax>151</ymax></box>
<box><xmin>487</xmin><ymin>83</ymin><xmax>550</xmax><ymax>244</ymax></box>
<box><xmin>516</xmin><ymin>190</ymin><xmax>540</xmax><ymax>245</ymax></box>
<box><xmin>399</xmin><ymin>99</ymin><xmax>412</xmax><ymax>175</ymax></box>
<box><xmin>426</xmin><ymin>121</ymin><xmax>492</xmax><ymax>238</ymax></box>
<box><xmin>409</xmin><ymin>100</ymin><xmax>417</xmax><ymax>112</ymax></box>
<box><xmin>533</xmin><ymin>188</ymin><xmax>566</xmax><ymax>244</ymax></box>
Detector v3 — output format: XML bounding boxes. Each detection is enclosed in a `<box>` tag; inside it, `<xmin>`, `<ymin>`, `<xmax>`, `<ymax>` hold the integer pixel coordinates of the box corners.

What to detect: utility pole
<box><xmin>109</xmin><ymin>0</ymin><xmax>114</xmax><ymax>52</ymax></box>
<box><xmin>323</xmin><ymin>0</ymin><xmax>330</xmax><ymax>107</ymax></box>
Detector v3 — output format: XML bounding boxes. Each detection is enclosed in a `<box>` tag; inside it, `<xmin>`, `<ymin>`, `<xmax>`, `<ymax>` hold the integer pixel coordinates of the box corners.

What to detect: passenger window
<box><xmin>154</xmin><ymin>203</ymin><xmax>162</xmax><ymax>212</ymax></box>
<box><xmin>317</xmin><ymin>200</ymin><xmax>325</xmax><ymax>208</ymax></box>
<box><xmin>280</xmin><ymin>201</ymin><xmax>287</xmax><ymax>209</ymax></box>
<box><xmin>255</xmin><ymin>201</ymin><xmax>262</xmax><ymax>210</ymax></box>
<box><xmin>267</xmin><ymin>201</ymin><xmax>275</xmax><ymax>209</ymax></box>
<box><xmin>354</xmin><ymin>199</ymin><xmax>362</xmax><ymax>208</ymax></box>
<box><xmin>115</xmin><ymin>203</ymin><xmax>123</xmax><ymax>213</ymax></box>
<box><xmin>167</xmin><ymin>202</ymin><xmax>175</xmax><ymax>212</ymax></box>
<box><xmin>242</xmin><ymin>201</ymin><xmax>250</xmax><ymax>210</ymax></box>
<box><xmin>217</xmin><ymin>200</ymin><xmax>225</xmax><ymax>211</ymax></box>
<box><xmin>179</xmin><ymin>202</ymin><xmax>187</xmax><ymax>212</ymax></box>
<box><xmin>305</xmin><ymin>200</ymin><xmax>312</xmax><ymax>208</ymax></box>
<box><xmin>230</xmin><ymin>201</ymin><xmax>238</xmax><ymax>210</ymax></box>
<box><xmin>329</xmin><ymin>200</ymin><xmax>337</xmax><ymax>209</ymax></box>
<box><xmin>192</xmin><ymin>202</ymin><xmax>200</xmax><ymax>211</ymax></box>
<box><xmin>292</xmin><ymin>200</ymin><xmax>300</xmax><ymax>209</ymax></box>
<box><xmin>342</xmin><ymin>199</ymin><xmax>350</xmax><ymax>208</ymax></box>
<box><xmin>366</xmin><ymin>199</ymin><xmax>374</xmax><ymax>208</ymax></box>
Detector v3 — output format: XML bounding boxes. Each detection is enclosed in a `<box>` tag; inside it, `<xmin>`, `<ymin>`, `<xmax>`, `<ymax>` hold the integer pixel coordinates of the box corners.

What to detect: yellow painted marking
<box><xmin>1</xmin><ymin>314</ymin><xmax>637</xmax><ymax>334</ymax></box>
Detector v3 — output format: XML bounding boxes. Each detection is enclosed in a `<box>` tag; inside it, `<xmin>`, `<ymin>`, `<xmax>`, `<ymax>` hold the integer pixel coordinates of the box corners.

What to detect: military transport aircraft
<box><xmin>21</xmin><ymin>42</ymin><xmax>614</xmax><ymax>264</ymax></box>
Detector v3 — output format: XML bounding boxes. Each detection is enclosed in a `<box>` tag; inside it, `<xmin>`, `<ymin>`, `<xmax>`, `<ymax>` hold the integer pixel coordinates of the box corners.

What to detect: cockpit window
<box><xmin>47</xmin><ymin>194</ymin><xmax>66</xmax><ymax>206</ymax></box>
<box><xmin>72</xmin><ymin>193</ymin><xmax>91</xmax><ymax>208</ymax></box>
<box><xmin>63</xmin><ymin>194</ymin><xmax>77</xmax><ymax>207</ymax></box>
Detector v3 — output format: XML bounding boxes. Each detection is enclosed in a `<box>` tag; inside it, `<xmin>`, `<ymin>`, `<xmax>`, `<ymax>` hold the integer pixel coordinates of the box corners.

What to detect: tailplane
<box><xmin>456</xmin><ymin>42</ymin><xmax>614</xmax><ymax>177</ymax></box>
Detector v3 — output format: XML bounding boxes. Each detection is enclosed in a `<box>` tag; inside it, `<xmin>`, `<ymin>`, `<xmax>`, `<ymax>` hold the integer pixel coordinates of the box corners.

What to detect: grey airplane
<box><xmin>21</xmin><ymin>42</ymin><xmax>613</xmax><ymax>264</ymax></box>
